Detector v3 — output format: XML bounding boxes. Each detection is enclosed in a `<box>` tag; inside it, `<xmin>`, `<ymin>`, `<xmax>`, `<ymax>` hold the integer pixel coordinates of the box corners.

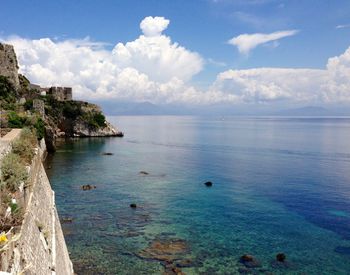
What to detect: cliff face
<box><xmin>44</xmin><ymin>100</ymin><xmax>123</xmax><ymax>151</ymax></box>
<box><xmin>0</xmin><ymin>43</ymin><xmax>20</xmax><ymax>90</ymax></box>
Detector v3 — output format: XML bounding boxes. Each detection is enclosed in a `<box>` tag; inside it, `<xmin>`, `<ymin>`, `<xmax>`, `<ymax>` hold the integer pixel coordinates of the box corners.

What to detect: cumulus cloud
<box><xmin>140</xmin><ymin>16</ymin><xmax>170</xmax><ymax>37</ymax></box>
<box><xmin>2</xmin><ymin>16</ymin><xmax>206</xmax><ymax>103</ymax></box>
<box><xmin>228</xmin><ymin>30</ymin><xmax>298</xmax><ymax>54</ymax></box>
<box><xmin>212</xmin><ymin>68</ymin><xmax>326</xmax><ymax>103</ymax></box>
<box><xmin>2</xmin><ymin>16</ymin><xmax>350</xmax><ymax>106</ymax></box>
<box><xmin>210</xmin><ymin>46</ymin><xmax>350</xmax><ymax>104</ymax></box>
<box><xmin>112</xmin><ymin>34</ymin><xmax>203</xmax><ymax>82</ymax></box>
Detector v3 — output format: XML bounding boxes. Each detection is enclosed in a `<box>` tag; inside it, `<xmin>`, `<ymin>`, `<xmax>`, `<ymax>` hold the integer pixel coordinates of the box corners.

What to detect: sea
<box><xmin>45</xmin><ymin>116</ymin><xmax>350</xmax><ymax>274</ymax></box>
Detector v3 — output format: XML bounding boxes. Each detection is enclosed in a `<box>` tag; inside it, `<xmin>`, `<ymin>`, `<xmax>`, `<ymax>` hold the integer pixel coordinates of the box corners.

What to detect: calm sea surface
<box><xmin>45</xmin><ymin>116</ymin><xmax>350</xmax><ymax>274</ymax></box>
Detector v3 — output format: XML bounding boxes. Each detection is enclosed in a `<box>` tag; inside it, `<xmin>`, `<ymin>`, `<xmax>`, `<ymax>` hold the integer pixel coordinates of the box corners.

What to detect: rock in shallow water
<box><xmin>138</xmin><ymin>239</ymin><xmax>188</xmax><ymax>261</ymax></box>
<box><xmin>81</xmin><ymin>184</ymin><xmax>96</xmax><ymax>191</ymax></box>
<box><xmin>239</xmin><ymin>254</ymin><xmax>262</xmax><ymax>268</ymax></box>
<box><xmin>175</xmin><ymin>259</ymin><xmax>193</xmax><ymax>268</ymax></box>
<box><xmin>139</xmin><ymin>171</ymin><xmax>149</xmax><ymax>175</ymax></box>
<box><xmin>61</xmin><ymin>217</ymin><xmax>73</xmax><ymax>223</ymax></box>
<box><xmin>204</xmin><ymin>181</ymin><xmax>213</xmax><ymax>187</ymax></box>
<box><xmin>101</xmin><ymin>152</ymin><xmax>113</xmax><ymax>156</ymax></box>
<box><xmin>276</xmin><ymin>253</ymin><xmax>286</xmax><ymax>262</ymax></box>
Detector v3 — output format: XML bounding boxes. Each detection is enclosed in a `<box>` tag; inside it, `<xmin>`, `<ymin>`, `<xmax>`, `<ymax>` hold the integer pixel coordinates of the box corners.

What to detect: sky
<box><xmin>1</xmin><ymin>0</ymin><xmax>350</xmax><ymax>113</ymax></box>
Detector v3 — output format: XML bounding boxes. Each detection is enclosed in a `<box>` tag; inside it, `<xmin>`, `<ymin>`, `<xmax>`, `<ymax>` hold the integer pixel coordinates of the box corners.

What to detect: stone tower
<box><xmin>0</xmin><ymin>43</ymin><xmax>20</xmax><ymax>89</ymax></box>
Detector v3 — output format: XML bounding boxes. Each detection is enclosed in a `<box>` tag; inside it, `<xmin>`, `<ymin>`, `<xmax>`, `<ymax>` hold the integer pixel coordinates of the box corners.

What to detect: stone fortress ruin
<box><xmin>47</xmin><ymin>86</ymin><xmax>73</xmax><ymax>101</ymax></box>
<box><xmin>30</xmin><ymin>84</ymin><xmax>73</xmax><ymax>101</ymax></box>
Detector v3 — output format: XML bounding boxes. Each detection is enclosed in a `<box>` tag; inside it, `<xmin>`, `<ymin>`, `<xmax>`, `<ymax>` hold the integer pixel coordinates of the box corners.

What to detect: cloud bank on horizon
<box><xmin>2</xmin><ymin>16</ymin><xmax>350</xmax><ymax>106</ymax></box>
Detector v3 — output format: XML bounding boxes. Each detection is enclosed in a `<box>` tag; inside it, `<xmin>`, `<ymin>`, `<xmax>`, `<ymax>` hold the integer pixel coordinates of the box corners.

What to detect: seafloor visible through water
<box><xmin>45</xmin><ymin>116</ymin><xmax>350</xmax><ymax>274</ymax></box>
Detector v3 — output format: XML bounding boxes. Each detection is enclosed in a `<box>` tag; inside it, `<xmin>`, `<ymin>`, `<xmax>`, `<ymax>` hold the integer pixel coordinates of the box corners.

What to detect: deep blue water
<box><xmin>46</xmin><ymin>116</ymin><xmax>350</xmax><ymax>274</ymax></box>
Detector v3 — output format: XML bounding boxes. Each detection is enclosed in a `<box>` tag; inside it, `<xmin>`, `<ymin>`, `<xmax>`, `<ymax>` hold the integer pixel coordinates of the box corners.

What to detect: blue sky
<box><xmin>2</xmin><ymin>0</ymin><xmax>350</xmax><ymax>111</ymax></box>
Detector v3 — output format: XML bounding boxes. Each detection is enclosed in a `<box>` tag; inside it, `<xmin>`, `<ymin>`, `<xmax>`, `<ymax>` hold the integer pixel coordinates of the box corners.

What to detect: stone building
<box><xmin>47</xmin><ymin>86</ymin><xmax>72</xmax><ymax>101</ymax></box>
<box><xmin>33</xmin><ymin>99</ymin><xmax>45</xmax><ymax>118</ymax></box>
<box><xmin>0</xmin><ymin>43</ymin><xmax>20</xmax><ymax>89</ymax></box>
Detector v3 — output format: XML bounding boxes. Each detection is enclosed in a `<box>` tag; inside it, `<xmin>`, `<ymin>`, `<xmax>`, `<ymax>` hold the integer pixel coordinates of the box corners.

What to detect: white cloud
<box><xmin>336</xmin><ymin>24</ymin><xmax>350</xmax><ymax>29</ymax></box>
<box><xmin>140</xmin><ymin>16</ymin><xmax>170</xmax><ymax>37</ymax></box>
<box><xmin>210</xmin><ymin>46</ymin><xmax>350</xmax><ymax>104</ymax></box>
<box><xmin>112</xmin><ymin>34</ymin><xmax>203</xmax><ymax>82</ymax></box>
<box><xmin>2</xmin><ymin>16</ymin><xmax>205</xmax><ymax>103</ymax></box>
<box><xmin>212</xmin><ymin>68</ymin><xmax>326</xmax><ymax>103</ymax></box>
<box><xmin>228</xmin><ymin>30</ymin><xmax>298</xmax><ymax>54</ymax></box>
<box><xmin>2</xmin><ymin>17</ymin><xmax>350</xmax><ymax>106</ymax></box>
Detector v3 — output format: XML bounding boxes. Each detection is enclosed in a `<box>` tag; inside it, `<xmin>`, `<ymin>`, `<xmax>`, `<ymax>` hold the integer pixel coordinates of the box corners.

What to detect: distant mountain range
<box><xmin>99</xmin><ymin>101</ymin><xmax>349</xmax><ymax>116</ymax></box>
<box><xmin>273</xmin><ymin>106</ymin><xmax>339</xmax><ymax>116</ymax></box>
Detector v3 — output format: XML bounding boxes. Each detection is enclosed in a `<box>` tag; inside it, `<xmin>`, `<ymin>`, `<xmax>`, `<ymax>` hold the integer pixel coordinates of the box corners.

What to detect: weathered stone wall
<box><xmin>48</xmin><ymin>87</ymin><xmax>72</xmax><ymax>101</ymax></box>
<box><xmin>0</xmin><ymin>131</ymin><xmax>74</xmax><ymax>274</ymax></box>
<box><xmin>0</xmin><ymin>43</ymin><xmax>20</xmax><ymax>89</ymax></box>
<box><xmin>33</xmin><ymin>99</ymin><xmax>45</xmax><ymax>119</ymax></box>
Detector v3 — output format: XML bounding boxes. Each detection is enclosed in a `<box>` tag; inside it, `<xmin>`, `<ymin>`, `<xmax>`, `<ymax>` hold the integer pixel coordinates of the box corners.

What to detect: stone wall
<box><xmin>0</xmin><ymin>43</ymin><xmax>20</xmax><ymax>89</ymax></box>
<box><xmin>0</xmin><ymin>131</ymin><xmax>74</xmax><ymax>274</ymax></box>
<box><xmin>48</xmin><ymin>87</ymin><xmax>73</xmax><ymax>101</ymax></box>
<box><xmin>33</xmin><ymin>99</ymin><xmax>45</xmax><ymax>119</ymax></box>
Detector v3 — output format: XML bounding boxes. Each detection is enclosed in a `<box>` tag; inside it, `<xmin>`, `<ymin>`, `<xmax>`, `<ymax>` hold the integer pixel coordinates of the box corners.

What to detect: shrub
<box><xmin>19</xmin><ymin>127</ymin><xmax>37</xmax><ymax>146</ymax></box>
<box><xmin>18</xmin><ymin>74</ymin><xmax>30</xmax><ymax>89</ymax></box>
<box><xmin>34</xmin><ymin>117</ymin><xmax>45</xmax><ymax>140</ymax></box>
<box><xmin>0</xmin><ymin>153</ymin><xmax>28</xmax><ymax>192</ymax></box>
<box><xmin>24</xmin><ymin>99</ymin><xmax>33</xmax><ymax>110</ymax></box>
<box><xmin>93</xmin><ymin>113</ymin><xmax>106</xmax><ymax>127</ymax></box>
<box><xmin>11</xmin><ymin>128</ymin><xmax>36</xmax><ymax>164</ymax></box>
<box><xmin>63</xmin><ymin>101</ymin><xmax>82</xmax><ymax>119</ymax></box>
<box><xmin>7</xmin><ymin>111</ymin><xmax>26</xmax><ymax>128</ymax></box>
<box><xmin>84</xmin><ymin>112</ymin><xmax>106</xmax><ymax>129</ymax></box>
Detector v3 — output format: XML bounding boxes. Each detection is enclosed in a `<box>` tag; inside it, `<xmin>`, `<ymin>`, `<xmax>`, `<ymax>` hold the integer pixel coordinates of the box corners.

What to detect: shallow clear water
<box><xmin>46</xmin><ymin>116</ymin><xmax>350</xmax><ymax>274</ymax></box>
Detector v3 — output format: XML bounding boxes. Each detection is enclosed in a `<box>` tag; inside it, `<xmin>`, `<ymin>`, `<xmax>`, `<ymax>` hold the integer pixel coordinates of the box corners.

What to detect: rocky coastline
<box><xmin>0</xmin><ymin>42</ymin><xmax>123</xmax><ymax>152</ymax></box>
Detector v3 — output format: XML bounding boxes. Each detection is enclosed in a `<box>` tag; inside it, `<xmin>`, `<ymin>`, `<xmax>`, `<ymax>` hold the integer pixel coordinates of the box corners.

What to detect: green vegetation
<box><xmin>46</xmin><ymin>98</ymin><xmax>83</xmax><ymax>122</ymax></box>
<box><xmin>11</xmin><ymin>128</ymin><xmax>37</xmax><ymax>164</ymax></box>
<box><xmin>0</xmin><ymin>128</ymin><xmax>37</xmax><ymax>192</ymax></box>
<box><xmin>18</xmin><ymin>74</ymin><xmax>30</xmax><ymax>89</ymax></box>
<box><xmin>34</xmin><ymin>117</ymin><xmax>45</xmax><ymax>140</ymax></box>
<box><xmin>7</xmin><ymin>111</ymin><xmax>27</xmax><ymax>128</ymax></box>
<box><xmin>45</xmin><ymin>97</ymin><xmax>106</xmax><ymax>130</ymax></box>
<box><xmin>24</xmin><ymin>99</ymin><xmax>33</xmax><ymax>110</ymax></box>
<box><xmin>62</xmin><ymin>101</ymin><xmax>83</xmax><ymax>119</ymax></box>
<box><xmin>1</xmin><ymin>73</ymin><xmax>108</xmax><ymax>144</ymax></box>
<box><xmin>84</xmin><ymin>112</ymin><xmax>106</xmax><ymax>129</ymax></box>
<box><xmin>0</xmin><ymin>153</ymin><xmax>28</xmax><ymax>192</ymax></box>
<box><xmin>6</xmin><ymin>112</ymin><xmax>44</xmax><ymax>140</ymax></box>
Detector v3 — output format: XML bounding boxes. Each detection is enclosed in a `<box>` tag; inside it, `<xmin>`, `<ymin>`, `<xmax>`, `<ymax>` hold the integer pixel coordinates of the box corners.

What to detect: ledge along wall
<box><xmin>0</xmin><ymin>129</ymin><xmax>74</xmax><ymax>275</ymax></box>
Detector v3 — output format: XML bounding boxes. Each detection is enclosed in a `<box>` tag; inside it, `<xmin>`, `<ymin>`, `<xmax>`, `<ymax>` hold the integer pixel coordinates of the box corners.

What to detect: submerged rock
<box><xmin>101</xmin><ymin>152</ymin><xmax>113</xmax><ymax>156</ymax></box>
<box><xmin>61</xmin><ymin>217</ymin><xmax>73</xmax><ymax>224</ymax></box>
<box><xmin>276</xmin><ymin>253</ymin><xmax>286</xmax><ymax>262</ymax></box>
<box><xmin>81</xmin><ymin>184</ymin><xmax>96</xmax><ymax>191</ymax></box>
<box><xmin>138</xmin><ymin>238</ymin><xmax>189</xmax><ymax>263</ymax></box>
<box><xmin>204</xmin><ymin>181</ymin><xmax>213</xmax><ymax>187</ymax></box>
<box><xmin>164</xmin><ymin>264</ymin><xmax>185</xmax><ymax>275</ymax></box>
<box><xmin>240</xmin><ymin>254</ymin><xmax>261</xmax><ymax>268</ymax></box>
<box><xmin>175</xmin><ymin>259</ymin><xmax>193</xmax><ymax>268</ymax></box>
<box><xmin>139</xmin><ymin>171</ymin><xmax>149</xmax><ymax>175</ymax></box>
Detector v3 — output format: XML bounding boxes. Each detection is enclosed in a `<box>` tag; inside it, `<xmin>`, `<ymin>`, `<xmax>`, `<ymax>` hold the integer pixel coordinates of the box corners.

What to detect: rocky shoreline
<box><xmin>0</xmin><ymin>42</ymin><xmax>124</xmax><ymax>152</ymax></box>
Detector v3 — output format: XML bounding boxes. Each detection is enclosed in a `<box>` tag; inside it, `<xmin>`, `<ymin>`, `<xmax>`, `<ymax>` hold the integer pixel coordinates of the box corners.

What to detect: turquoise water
<box><xmin>46</xmin><ymin>116</ymin><xmax>350</xmax><ymax>274</ymax></box>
